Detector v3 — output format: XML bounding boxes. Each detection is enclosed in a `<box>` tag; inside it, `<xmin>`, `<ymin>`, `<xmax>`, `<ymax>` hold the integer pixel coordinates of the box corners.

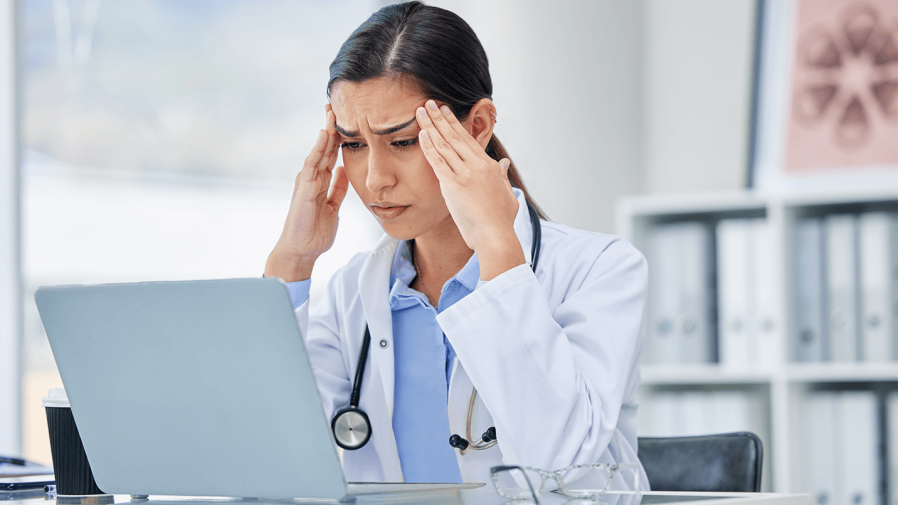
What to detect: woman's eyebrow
<box><xmin>334</xmin><ymin>117</ymin><xmax>417</xmax><ymax>137</ymax></box>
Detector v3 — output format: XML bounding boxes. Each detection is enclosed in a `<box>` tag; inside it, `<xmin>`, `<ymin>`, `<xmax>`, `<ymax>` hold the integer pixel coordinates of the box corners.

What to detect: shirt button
<box><xmin>379</xmin><ymin>339</ymin><xmax>389</xmax><ymax>349</ymax></box>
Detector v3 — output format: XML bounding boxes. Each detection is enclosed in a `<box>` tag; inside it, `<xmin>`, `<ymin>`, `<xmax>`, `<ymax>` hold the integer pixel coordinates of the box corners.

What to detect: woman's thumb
<box><xmin>499</xmin><ymin>158</ymin><xmax>511</xmax><ymax>180</ymax></box>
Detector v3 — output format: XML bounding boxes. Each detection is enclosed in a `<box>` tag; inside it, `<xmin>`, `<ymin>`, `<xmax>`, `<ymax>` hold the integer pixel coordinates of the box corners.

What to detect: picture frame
<box><xmin>749</xmin><ymin>0</ymin><xmax>898</xmax><ymax>191</ymax></box>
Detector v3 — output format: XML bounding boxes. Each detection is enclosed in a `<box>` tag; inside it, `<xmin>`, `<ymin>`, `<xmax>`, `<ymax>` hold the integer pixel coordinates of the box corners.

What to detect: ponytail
<box><xmin>486</xmin><ymin>134</ymin><xmax>548</xmax><ymax>220</ymax></box>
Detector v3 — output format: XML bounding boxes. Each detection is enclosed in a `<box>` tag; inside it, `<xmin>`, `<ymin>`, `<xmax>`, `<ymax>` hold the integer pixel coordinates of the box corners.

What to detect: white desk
<box><xmin>4</xmin><ymin>489</ymin><xmax>813</xmax><ymax>505</ymax></box>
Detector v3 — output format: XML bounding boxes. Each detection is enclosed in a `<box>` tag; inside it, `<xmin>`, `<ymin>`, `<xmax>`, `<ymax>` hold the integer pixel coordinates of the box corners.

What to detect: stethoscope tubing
<box><xmin>332</xmin><ymin>201</ymin><xmax>542</xmax><ymax>452</ymax></box>
<box><xmin>351</xmin><ymin>327</ymin><xmax>371</xmax><ymax>409</ymax></box>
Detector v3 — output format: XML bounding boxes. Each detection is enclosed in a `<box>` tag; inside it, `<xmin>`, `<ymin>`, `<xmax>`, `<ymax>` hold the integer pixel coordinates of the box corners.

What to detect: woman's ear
<box><xmin>466</xmin><ymin>98</ymin><xmax>496</xmax><ymax>149</ymax></box>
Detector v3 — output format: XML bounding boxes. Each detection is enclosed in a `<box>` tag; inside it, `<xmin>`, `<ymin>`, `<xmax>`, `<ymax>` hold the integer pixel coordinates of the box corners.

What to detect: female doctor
<box><xmin>264</xmin><ymin>1</ymin><xmax>650</xmax><ymax>490</ymax></box>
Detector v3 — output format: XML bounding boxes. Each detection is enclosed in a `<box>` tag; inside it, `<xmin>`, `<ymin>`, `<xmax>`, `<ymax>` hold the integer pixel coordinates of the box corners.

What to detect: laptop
<box><xmin>35</xmin><ymin>278</ymin><xmax>481</xmax><ymax>500</ymax></box>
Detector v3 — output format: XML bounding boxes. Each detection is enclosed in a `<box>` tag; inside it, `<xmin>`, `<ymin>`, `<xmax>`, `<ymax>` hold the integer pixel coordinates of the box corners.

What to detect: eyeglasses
<box><xmin>489</xmin><ymin>462</ymin><xmax>640</xmax><ymax>504</ymax></box>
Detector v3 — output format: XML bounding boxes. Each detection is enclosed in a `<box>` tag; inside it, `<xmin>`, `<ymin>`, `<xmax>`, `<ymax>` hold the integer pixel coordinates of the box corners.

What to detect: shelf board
<box><xmin>640</xmin><ymin>362</ymin><xmax>898</xmax><ymax>385</ymax></box>
<box><xmin>778</xmin><ymin>186</ymin><xmax>898</xmax><ymax>207</ymax></box>
<box><xmin>617</xmin><ymin>191</ymin><xmax>767</xmax><ymax>217</ymax></box>
<box><xmin>785</xmin><ymin>362</ymin><xmax>898</xmax><ymax>382</ymax></box>
<box><xmin>640</xmin><ymin>364</ymin><xmax>773</xmax><ymax>385</ymax></box>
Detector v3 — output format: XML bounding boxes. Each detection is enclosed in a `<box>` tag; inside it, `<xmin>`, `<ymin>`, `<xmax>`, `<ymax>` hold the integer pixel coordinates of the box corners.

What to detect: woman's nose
<box><xmin>365</xmin><ymin>148</ymin><xmax>397</xmax><ymax>194</ymax></box>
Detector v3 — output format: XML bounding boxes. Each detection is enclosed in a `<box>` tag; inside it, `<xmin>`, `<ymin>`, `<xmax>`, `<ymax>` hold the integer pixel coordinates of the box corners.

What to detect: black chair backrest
<box><xmin>638</xmin><ymin>432</ymin><xmax>763</xmax><ymax>492</ymax></box>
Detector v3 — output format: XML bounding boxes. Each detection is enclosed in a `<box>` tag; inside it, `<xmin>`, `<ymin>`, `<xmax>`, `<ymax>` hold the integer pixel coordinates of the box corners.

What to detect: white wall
<box><xmin>428</xmin><ymin>0</ymin><xmax>646</xmax><ymax>234</ymax></box>
<box><xmin>1</xmin><ymin>0</ymin><xmax>22</xmax><ymax>456</ymax></box>
<box><xmin>425</xmin><ymin>0</ymin><xmax>756</xmax><ymax>231</ymax></box>
<box><xmin>642</xmin><ymin>0</ymin><xmax>757</xmax><ymax>194</ymax></box>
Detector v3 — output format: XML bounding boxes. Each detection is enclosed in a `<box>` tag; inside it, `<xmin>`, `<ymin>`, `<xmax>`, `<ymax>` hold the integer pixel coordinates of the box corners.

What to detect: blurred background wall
<box><xmin>435</xmin><ymin>0</ymin><xmax>756</xmax><ymax>231</ymax></box>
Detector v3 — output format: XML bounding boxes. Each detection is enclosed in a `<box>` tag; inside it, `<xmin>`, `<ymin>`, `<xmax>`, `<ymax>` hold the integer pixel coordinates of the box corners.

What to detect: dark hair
<box><xmin>327</xmin><ymin>1</ymin><xmax>546</xmax><ymax>219</ymax></box>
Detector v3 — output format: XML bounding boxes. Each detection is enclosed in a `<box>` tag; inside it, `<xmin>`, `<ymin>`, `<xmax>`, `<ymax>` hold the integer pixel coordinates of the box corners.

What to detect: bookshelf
<box><xmin>616</xmin><ymin>187</ymin><xmax>898</xmax><ymax>498</ymax></box>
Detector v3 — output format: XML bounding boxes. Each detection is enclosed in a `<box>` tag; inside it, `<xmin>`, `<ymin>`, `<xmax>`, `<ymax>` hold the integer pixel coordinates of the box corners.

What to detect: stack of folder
<box><xmin>803</xmin><ymin>391</ymin><xmax>881</xmax><ymax>505</ymax></box>
<box><xmin>638</xmin><ymin>390</ymin><xmax>768</xmax><ymax>440</ymax></box>
<box><xmin>642</xmin><ymin>211</ymin><xmax>897</xmax><ymax>366</ymax></box>
<box><xmin>793</xmin><ymin>212</ymin><xmax>898</xmax><ymax>363</ymax></box>
<box><xmin>643</xmin><ymin>222</ymin><xmax>715</xmax><ymax>365</ymax></box>
<box><xmin>716</xmin><ymin>218</ymin><xmax>778</xmax><ymax>369</ymax></box>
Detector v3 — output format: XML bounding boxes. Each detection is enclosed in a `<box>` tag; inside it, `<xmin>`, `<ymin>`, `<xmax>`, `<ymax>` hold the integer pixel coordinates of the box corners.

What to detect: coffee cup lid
<box><xmin>42</xmin><ymin>388</ymin><xmax>70</xmax><ymax>408</ymax></box>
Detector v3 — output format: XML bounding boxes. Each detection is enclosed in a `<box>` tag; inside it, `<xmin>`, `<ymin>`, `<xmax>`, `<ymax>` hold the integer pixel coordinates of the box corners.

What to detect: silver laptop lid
<box><xmin>35</xmin><ymin>278</ymin><xmax>347</xmax><ymax>500</ymax></box>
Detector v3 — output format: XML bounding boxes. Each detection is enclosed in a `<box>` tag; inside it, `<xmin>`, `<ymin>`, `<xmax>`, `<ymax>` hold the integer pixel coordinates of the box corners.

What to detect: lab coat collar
<box><xmin>510</xmin><ymin>188</ymin><xmax>535</xmax><ymax>268</ymax></box>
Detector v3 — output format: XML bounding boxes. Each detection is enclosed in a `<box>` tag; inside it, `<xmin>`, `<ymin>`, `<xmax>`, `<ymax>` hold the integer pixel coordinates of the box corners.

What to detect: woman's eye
<box><xmin>392</xmin><ymin>139</ymin><xmax>418</xmax><ymax>150</ymax></box>
<box><xmin>341</xmin><ymin>142</ymin><xmax>363</xmax><ymax>152</ymax></box>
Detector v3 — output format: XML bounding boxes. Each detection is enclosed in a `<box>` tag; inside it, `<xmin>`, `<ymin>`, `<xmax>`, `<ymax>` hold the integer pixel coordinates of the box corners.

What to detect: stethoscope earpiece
<box><xmin>448</xmin><ymin>434</ymin><xmax>469</xmax><ymax>451</ymax></box>
<box><xmin>448</xmin><ymin>426</ymin><xmax>498</xmax><ymax>454</ymax></box>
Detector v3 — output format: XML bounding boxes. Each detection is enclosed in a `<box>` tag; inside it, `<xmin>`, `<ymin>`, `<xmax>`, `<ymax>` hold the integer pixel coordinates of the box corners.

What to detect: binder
<box><xmin>676</xmin><ymin>223</ymin><xmax>714</xmax><ymax>364</ymax></box>
<box><xmin>645</xmin><ymin>225</ymin><xmax>684</xmax><ymax>365</ymax></box>
<box><xmin>837</xmin><ymin>392</ymin><xmax>879</xmax><ymax>505</ymax></box>
<box><xmin>717</xmin><ymin>219</ymin><xmax>754</xmax><ymax>368</ymax></box>
<box><xmin>825</xmin><ymin>215</ymin><xmax>860</xmax><ymax>362</ymax></box>
<box><xmin>713</xmin><ymin>391</ymin><xmax>750</xmax><ymax>435</ymax></box>
<box><xmin>712</xmin><ymin>391</ymin><xmax>769</xmax><ymax>442</ymax></box>
<box><xmin>888</xmin><ymin>393</ymin><xmax>898</xmax><ymax>505</ymax></box>
<box><xmin>858</xmin><ymin>212</ymin><xmax>897</xmax><ymax>361</ymax></box>
<box><xmin>645</xmin><ymin>392</ymin><xmax>680</xmax><ymax>436</ymax></box>
<box><xmin>681</xmin><ymin>392</ymin><xmax>715</xmax><ymax>436</ymax></box>
<box><xmin>795</xmin><ymin>218</ymin><xmax>826</xmax><ymax>362</ymax></box>
<box><xmin>752</xmin><ymin>218</ymin><xmax>779</xmax><ymax>369</ymax></box>
<box><xmin>807</xmin><ymin>393</ymin><xmax>838</xmax><ymax>505</ymax></box>
<box><xmin>637</xmin><ymin>391</ymin><xmax>656</xmax><ymax>436</ymax></box>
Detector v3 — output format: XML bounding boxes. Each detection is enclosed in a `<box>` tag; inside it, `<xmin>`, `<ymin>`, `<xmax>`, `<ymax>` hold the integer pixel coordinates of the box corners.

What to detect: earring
<box><xmin>489</xmin><ymin>110</ymin><xmax>498</xmax><ymax>123</ymax></box>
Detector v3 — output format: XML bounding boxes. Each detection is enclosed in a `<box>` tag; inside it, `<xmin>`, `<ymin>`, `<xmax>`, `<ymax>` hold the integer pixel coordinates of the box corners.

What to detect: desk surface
<box><xmin>3</xmin><ymin>490</ymin><xmax>813</xmax><ymax>505</ymax></box>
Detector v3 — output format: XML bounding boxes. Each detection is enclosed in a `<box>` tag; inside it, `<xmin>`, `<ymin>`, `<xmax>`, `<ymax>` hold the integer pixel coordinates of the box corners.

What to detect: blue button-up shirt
<box><xmin>285</xmin><ymin>241</ymin><xmax>479</xmax><ymax>483</ymax></box>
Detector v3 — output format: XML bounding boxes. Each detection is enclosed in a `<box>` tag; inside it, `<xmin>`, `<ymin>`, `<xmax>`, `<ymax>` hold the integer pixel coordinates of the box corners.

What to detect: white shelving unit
<box><xmin>616</xmin><ymin>187</ymin><xmax>898</xmax><ymax>496</ymax></box>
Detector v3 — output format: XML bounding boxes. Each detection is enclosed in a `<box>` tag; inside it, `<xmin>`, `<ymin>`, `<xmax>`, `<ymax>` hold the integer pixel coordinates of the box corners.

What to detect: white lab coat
<box><xmin>294</xmin><ymin>189</ymin><xmax>650</xmax><ymax>490</ymax></box>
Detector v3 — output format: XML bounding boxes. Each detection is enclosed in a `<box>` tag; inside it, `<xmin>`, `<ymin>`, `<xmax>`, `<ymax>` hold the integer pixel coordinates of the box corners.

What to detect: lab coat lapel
<box><xmin>511</xmin><ymin>190</ymin><xmax>534</xmax><ymax>267</ymax></box>
<box><xmin>357</xmin><ymin>234</ymin><xmax>403</xmax><ymax>481</ymax></box>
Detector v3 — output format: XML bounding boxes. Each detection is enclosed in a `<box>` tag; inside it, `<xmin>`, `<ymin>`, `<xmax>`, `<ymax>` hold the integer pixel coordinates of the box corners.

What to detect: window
<box><xmin>20</xmin><ymin>0</ymin><xmax>382</xmax><ymax>463</ymax></box>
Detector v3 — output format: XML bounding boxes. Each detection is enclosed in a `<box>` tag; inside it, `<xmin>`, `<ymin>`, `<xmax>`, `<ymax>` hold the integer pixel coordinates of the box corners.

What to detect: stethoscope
<box><xmin>331</xmin><ymin>202</ymin><xmax>542</xmax><ymax>453</ymax></box>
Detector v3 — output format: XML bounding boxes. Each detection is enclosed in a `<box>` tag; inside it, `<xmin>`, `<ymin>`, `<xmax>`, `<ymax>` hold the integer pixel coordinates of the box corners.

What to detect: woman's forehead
<box><xmin>331</xmin><ymin>77</ymin><xmax>426</xmax><ymax>132</ymax></box>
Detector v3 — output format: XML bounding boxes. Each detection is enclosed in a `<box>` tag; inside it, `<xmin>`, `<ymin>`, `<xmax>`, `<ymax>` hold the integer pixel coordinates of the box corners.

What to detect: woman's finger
<box><xmin>418</xmin><ymin>128</ymin><xmax>456</xmax><ymax>180</ymax></box>
<box><xmin>300</xmin><ymin>129</ymin><xmax>329</xmax><ymax>187</ymax></box>
<box><xmin>499</xmin><ymin>158</ymin><xmax>516</xmax><ymax>199</ymax></box>
<box><xmin>436</xmin><ymin>103</ymin><xmax>483</xmax><ymax>158</ymax></box>
<box><xmin>498</xmin><ymin>158</ymin><xmax>511</xmax><ymax>182</ymax></box>
<box><xmin>423</xmin><ymin>100</ymin><xmax>476</xmax><ymax>160</ymax></box>
<box><xmin>319</xmin><ymin>111</ymin><xmax>340</xmax><ymax>173</ymax></box>
<box><xmin>416</xmin><ymin>106</ymin><xmax>465</xmax><ymax>171</ymax></box>
<box><xmin>304</xmin><ymin>129</ymin><xmax>328</xmax><ymax>166</ymax></box>
<box><xmin>327</xmin><ymin>165</ymin><xmax>350</xmax><ymax>213</ymax></box>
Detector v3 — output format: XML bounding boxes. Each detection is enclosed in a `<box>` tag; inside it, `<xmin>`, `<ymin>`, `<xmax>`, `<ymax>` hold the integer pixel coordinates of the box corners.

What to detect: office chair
<box><xmin>637</xmin><ymin>431</ymin><xmax>763</xmax><ymax>492</ymax></box>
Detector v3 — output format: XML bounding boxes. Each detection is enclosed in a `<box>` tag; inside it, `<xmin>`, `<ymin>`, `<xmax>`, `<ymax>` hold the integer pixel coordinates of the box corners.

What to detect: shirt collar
<box><xmin>386</xmin><ymin>187</ymin><xmax>533</xmax><ymax>300</ymax></box>
<box><xmin>388</xmin><ymin>240</ymin><xmax>482</xmax><ymax>305</ymax></box>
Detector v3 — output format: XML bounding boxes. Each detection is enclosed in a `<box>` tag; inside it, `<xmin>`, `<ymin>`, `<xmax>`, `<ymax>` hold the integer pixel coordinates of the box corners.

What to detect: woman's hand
<box><xmin>265</xmin><ymin>105</ymin><xmax>349</xmax><ymax>282</ymax></box>
<box><xmin>415</xmin><ymin>100</ymin><xmax>525</xmax><ymax>280</ymax></box>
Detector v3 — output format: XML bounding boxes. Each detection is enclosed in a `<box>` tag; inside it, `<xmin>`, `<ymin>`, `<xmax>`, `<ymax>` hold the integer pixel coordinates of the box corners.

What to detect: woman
<box><xmin>264</xmin><ymin>1</ymin><xmax>650</xmax><ymax>490</ymax></box>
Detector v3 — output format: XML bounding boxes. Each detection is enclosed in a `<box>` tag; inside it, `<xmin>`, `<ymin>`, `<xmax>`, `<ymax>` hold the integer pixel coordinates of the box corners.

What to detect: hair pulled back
<box><xmin>327</xmin><ymin>1</ymin><xmax>546</xmax><ymax>219</ymax></box>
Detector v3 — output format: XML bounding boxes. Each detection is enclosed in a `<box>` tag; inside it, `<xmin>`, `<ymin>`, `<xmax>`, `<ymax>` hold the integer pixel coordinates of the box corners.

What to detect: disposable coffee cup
<box><xmin>42</xmin><ymin>388</ymin><xmax>105</xmax><ymax>496</ymax></box>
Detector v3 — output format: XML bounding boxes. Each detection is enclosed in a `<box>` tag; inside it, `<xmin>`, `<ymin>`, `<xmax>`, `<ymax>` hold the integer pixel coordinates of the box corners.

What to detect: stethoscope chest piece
<box><xmin>332</xmin><ymin>406</ymin><xmax>371</xmax><ymax>450</ymax></box>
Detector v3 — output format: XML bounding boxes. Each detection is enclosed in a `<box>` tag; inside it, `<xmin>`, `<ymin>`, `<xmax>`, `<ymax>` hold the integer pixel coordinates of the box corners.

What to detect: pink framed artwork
<box><xmin>752</xmin><ymin>0</ymin><xmax>898</xmax><ymax>190</ymax></box>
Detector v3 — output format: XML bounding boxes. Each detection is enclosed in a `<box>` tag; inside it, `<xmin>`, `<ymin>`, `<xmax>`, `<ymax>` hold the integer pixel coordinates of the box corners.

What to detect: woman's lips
<box><xmin>370</xmin><ymin>205</ymin><xmax>410</xmax><ymax>219</ymax></box>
